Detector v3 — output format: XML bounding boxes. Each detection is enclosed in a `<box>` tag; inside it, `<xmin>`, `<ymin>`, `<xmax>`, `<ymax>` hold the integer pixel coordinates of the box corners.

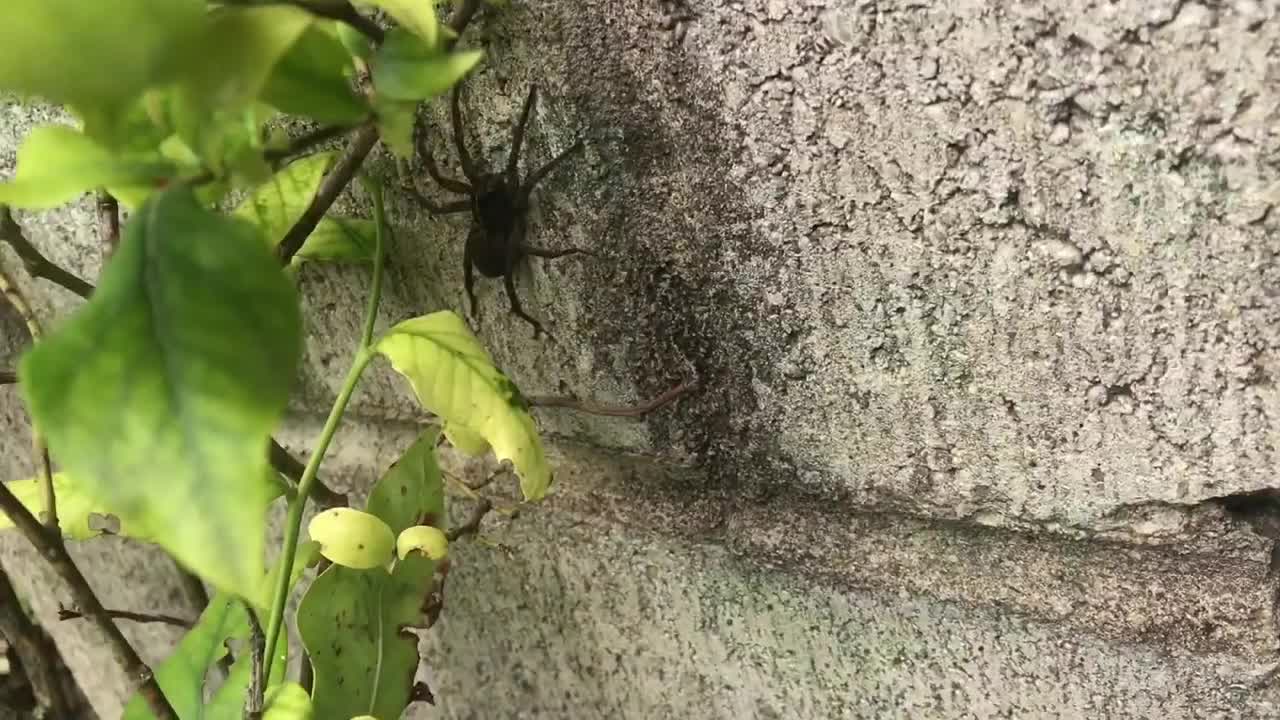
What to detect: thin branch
<box><xmin>95</xmin><ymin>191</ymin><xmax>120</xmax><ymax>261</ymax></box>
<box><xmin>276</xmin><ymin>123</ymin><xmax>380</xmax><ymax>264</ymax></box>
<box><xmin>0</xmin><ymin>369</ymin><xmax>15</xmax><ymax>385</ymax></box>
<box><xmin>57</xmin><ymin>606</ymin><xmax>193</xmax><ymax>630</ymax></box>
<box><xmin>244</xmin><ymin>603</ymin><xmax>266</xmax><ymax>719</ymax></box>
<box><xmin>0</xmin><ymin>568</ymin><xmax>69</xmax><ymax>718</ymax></box>
<box><xmin>269</xmin><ymin>439</ymin><xmax>347</xmax><ymax>507</ymax></box>
<box><xmin>217</xmin><ymin>0</ymin><xmax>384</xmax><ymax>44</ymax></box>
<box><xmin>446</xmin><ymin>498</ymin><xmax>493</xmax><ymax>541</ymax></box>
<box><xmin>265</xmin><ymin>123</ymin><xmax>364</xmax><ymax>168</ymax></box>
<box><xmin>0</xmin><ymin>483</ymin><xmax>178</xmax><ymax>719</ymax></box>
<box><xmin>170</xmin><ymin>558</ymin><xmax>210</xmax><ymax>617</ymax></box>
<box><xmin>527</xmin><ymin>378</ymin><xmax>698</xmax><ymax>418</ymax></box>
<box><xmin>0</xmin><ymin>207</ymin><xmax>94</xmax><ymax>299</ymax></box>
<box><xmin>0</xmin><ymin>264</ymin><xmax>57</xmax><ymax>531</ymax></box>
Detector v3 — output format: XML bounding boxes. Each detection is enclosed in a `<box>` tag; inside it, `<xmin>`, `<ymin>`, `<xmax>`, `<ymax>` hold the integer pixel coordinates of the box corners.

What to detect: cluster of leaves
<box><xmin>0</xmin><ymin>1</ymin><xmax>551</xmax><ymax>718</ymax></box>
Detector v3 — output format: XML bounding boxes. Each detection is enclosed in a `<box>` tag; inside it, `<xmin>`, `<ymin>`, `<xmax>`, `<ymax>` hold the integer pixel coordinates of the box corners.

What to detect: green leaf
<box><xmin>374</xmin><ymin>312</ymin><xmax>552</xmax><ymax>500</ymax></box>
<box><xmin>336</xmin><ymin>23</ymin><xmax>375</xmax><ymax>62</ymax></box>
<box><xmin>296</xmin><ymin>217</ymin><xmax>379</xmax><ymax>265</ymax></box>
<box><xmin>121</xmin><ymin>594</ymin><xmax>289</xmax><ymax>720</ymax></box>
<box><xmin>19</xmin><ymin>186</ymin><xmax>303</xmax><ymax>600</ymax></box>
<box><xmin>297</xmin><ymin>430</ymin><xmax>446</xmax><ymax>720</ymax></box>
<box><xmin>262</xmin><ymin>24</ymin><xmax>368</xmax><ymax>125</ymax></box>
<box><xmin>177</xmin><ymin>6</ymin><xmax>312</xmax><ymax>111</ymax></box>
<box><xmin>0</xmin><ymin>0</ymin><xmax>204</xmax><ymax>134</ymax></box>
<box><xmin>373</xmin><ymin>98</ymin><xmax>417</xmax><ymax>158</ymax></box>
<box><xmin>235</xmin><ymin>151</ymin><xmax>335</xmax><ymax>242</ymax></box>
<box><xmin>372</xmin><ymin>29</ymin><xmax>483</xmax><ymax>102</ymax></box>
<box><xmin>364</xmin><ymin>429</ymin><xmax>446</xmax><ymax>533</ymax></box>
<box><xmin>0</xmin><ymin>474</ymin><xmax>154</xmax><ymax>542</ymax></box>
<box><xmin>354</xmin><ymin>0</ymin><xmax>441</xmax><ymax>46</ymax></box>
<box><xmin>0</xmin><ymin>126</ymin><xmax>175</xmax><ymax>210</ymax></box>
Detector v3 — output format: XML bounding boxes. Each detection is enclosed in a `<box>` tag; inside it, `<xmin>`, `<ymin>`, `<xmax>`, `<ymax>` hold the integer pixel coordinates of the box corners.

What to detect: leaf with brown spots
<box><xmin>296</xmin><ymin>429</ymin><xmax>446</xmax><ymax>719</ymax></box>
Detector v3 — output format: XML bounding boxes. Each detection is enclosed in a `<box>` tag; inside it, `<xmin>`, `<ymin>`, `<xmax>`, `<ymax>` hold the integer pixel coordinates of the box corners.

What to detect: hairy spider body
<box><xmin>410</xmin><ymin>81</ymin><xmax>588</xmax><ymax>337</ymax></box>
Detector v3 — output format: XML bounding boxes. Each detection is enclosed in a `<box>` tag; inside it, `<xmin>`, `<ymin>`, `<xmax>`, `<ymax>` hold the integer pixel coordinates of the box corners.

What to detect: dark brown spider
<box><xmin>410</xmin><ymin>81</ymin><xmax>590</xmax><ymax>337</ymax></box>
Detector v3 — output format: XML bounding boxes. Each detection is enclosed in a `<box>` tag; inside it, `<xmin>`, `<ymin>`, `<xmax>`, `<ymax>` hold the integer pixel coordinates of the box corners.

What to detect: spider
<box><xmin>410</xmin><ymin>81</ymin><xmax>590</xmax><ymax>337</ymax></box>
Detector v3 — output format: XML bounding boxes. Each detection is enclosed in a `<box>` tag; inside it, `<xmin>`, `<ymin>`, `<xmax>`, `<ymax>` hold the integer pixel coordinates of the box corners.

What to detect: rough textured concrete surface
<box><xmin>3</xmin><ymin>0</ymin><xmax>1280</xmax><ymax>717</ymax></box>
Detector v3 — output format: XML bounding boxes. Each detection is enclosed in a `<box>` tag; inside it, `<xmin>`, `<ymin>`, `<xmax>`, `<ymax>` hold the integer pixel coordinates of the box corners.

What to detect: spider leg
<box><xmin>464</xmin><ymin>226</ymin><xmax>480</xmax><ymax>318</ymax></box>
<box><xmin>451</xmin><ymin>83</ymin><xmax>482</xmax><ymax>183</ymax></box>
<box><xmin>520</xmin><ymin>244</ymin><xmax>595</xmax><ymax>259</ymax></box>
<box><xmin>406</xmin><ymin>188</ymin><xmax>471</xmax><ymax>216</ymax></box>
<box><xmin>502</xmin><ymin>216</ymin><xmax>545</xmax><ymax>337</ymax></box>
<box><xmin>416</xmin><ymin>129</ymin><xmax>472</xmax><ymax>194</ymax></box>
<box><xmin>506</xmin><ymin>84</ymin><xmax>538</xmax><ymax>185</ymax></box>
<box><xmin>519</xmin><ymin>138</ymin><xmax>585</xmax><ymax>203</ymax></box>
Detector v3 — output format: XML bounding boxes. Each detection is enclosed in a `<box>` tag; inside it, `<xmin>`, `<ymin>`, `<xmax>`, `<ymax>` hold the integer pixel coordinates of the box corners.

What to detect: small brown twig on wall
<box><xmin>1</xmin><ymin>369</ymin><xmax>15</xmax><ymax>385</ymax></box>
<box><xmin>244</xmin><ymin>602</ymin><xmax>266</xmax><ymax>719</ymax></box>
<box><xmin>527</xmin><ymin>378</ymin><xmax>699</xmax><ymax>418</ymax></box>
<box><xmin>0</xmin><ymin>568</ymin><xmax>68</xmax><ymax>718</ymax></box>
<box><xmin>0</xmin><ymin>207</ymin><xmax>93</xmax><ymax>299</ymax></box>
<box><xmin>57</xmin><ymin>605</ymin><xmax>193</xmax><ymax>630</ymax></box>
<box><xmin>95</xmin><ymin>191</ymin><xmax>120</xmax><ymax>261</ymax></box>
<box><xmin>446</xmin><ymin>497</ymin><xmax>493</xmax><ymax>542</ymax></box>
<box><xmin>0</xmin><ymin>264</ymin><xmax>57</xmax><ymax>530</ymax></box>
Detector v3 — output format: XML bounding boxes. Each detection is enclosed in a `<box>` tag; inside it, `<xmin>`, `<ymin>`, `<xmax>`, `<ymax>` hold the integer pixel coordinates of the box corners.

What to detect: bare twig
<box><xmin>0</xmin><ymin>207</ymin><xmax>93</xmax><ymax>299</ymax></box>
<box><xmin>269</xmin><ymin>439</ymin><xmax>347</xmax><ymax>507</ymax></box>
<box><xmin>0</xmin><ymin>265</ymin><xmax>57</xmax><ymax>530</ymax></box>
<box><xmin>244</xmin><ymin>603</ymin><xmax>266</xmax><ymax>719</ymax></box>
<box><xmin>527</xmin><ymin>378</ymin><xmax>698</xmax><ymax>418</ymax></box>
<box><xmin>57</xmin><ymin>606</ymin><xmax>193</xmax><ymax>630</ymax></box>
<box><xmin>0</xmin><ymin>568</ymin><xmax>68</xmax><ymax>718</ymax></box>
<box><xmin>171</xmin><ymin>557</ymin><xmax>210</xmax><ymax>616</ymax></box>
<box><xmin>276</xmin><ymin>123</ymin><xmax>380</xmax><ymax>264</ymax></box>
<box><xmin>217</xmin><ymin>0</ymin><xmax>385</xmax><ymax>43</ymax></box>
<box><xmin>95</xmin><ymin>191</ymin><xmax>120</xmax><ymax>261</ymax></box>
<box><xmin>275</xmin><ymin>0</ymin><xmax>483</xmax><ymax>264</ymax></box>
<box><xmin>0</xmin><ymin>369</ymin><xmax>15</xmax><ymax>385</ymax></box>
<box><xmin>0</xmin><ymin>483</ymin><xmax>177</xmax><ymax>719</ymax></box>
<box><xmin>446</xmin><ymin>498</ymin><xmax>493</xmax><ymax>541</ymax></box>
<box><xmin>265</xmin><ymin>123</ymin><xmax>364</xmax><ymax>168</ymax></box>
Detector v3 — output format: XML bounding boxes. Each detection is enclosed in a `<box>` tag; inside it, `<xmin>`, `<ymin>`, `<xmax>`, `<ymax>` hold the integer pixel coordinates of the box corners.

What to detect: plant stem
<box><xmin>0</xmin><ymin>207</ymin><xmax>94</xmax><ymax>299</ymax></box>
<box><xmin>261</xmin><ymin>179</ymin><xmax>388</xmax><ymax>681</ymax></box>
<box><xmin>0</xmin><ymin>264</ymin><xmax>57</xmax><ymax>530</ymax></box>
<box><xmin>360</xmin><ymin>181</ymin><xmax>388</xmax><ymax>347</ymax></box>
<box><xmin>261</xmin><ymin>348</ymin><xmax>373</xmax><ymax>679</ymax></box>
<box><xmin>0</xmin><ymin>568</ymin><xmax>68</xmax><ymax>718</ymax></box>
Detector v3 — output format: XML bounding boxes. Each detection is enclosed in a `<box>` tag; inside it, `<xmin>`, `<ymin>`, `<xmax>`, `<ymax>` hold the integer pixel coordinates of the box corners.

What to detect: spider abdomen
<box><xmin>469</xmin><ymin>185</ymin><xmax>522</xmax><ymax>278</ymax></box>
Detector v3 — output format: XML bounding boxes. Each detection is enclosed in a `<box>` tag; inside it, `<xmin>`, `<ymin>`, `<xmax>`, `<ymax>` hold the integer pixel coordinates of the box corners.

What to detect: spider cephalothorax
<box><xmin>410</xmin><ymin>81</ymin><xmax>589</xmax><ymax>337</ymax></box>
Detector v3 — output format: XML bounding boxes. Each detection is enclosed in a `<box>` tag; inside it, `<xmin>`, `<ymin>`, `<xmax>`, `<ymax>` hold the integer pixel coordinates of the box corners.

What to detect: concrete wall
<box><xmin>3</xmin><ymin>0</ymin><xmax>1280</xmax><ymax>717</ymax></box>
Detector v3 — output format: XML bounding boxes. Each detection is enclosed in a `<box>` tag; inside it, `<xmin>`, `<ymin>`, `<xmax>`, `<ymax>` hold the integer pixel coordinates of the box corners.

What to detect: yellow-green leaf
<box><xmin>263</xmin><ymin>683</ymin><xmax>313</xmax><ymax>720</ymax></box>
<box><xmin>443</xmin><ymin>421</ymin><xmax>489</xmax><ymax>456</ymax></box>
<box><xmin>0</xmin><ymin>126</ymin><xmax>174</xmax><ymax>210</ymax></box>
<box><xmin>0</xmin><ymin>474</ymin><xmax>153</xmax><ymax>542</ymax></box>
<box><xmin>396</xmin><ymin>525</ymin><xmax>448</xmax><ymax>560</ymax></box>
<box><xmin>308</xmin><ymin>508</ymin><xmax>395</xmax><ymax>570</ymax></box>
<box><xmin>374</xmin><ymin>312</ymin><xmax>552</xmax><ymax>500</ymax></box>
